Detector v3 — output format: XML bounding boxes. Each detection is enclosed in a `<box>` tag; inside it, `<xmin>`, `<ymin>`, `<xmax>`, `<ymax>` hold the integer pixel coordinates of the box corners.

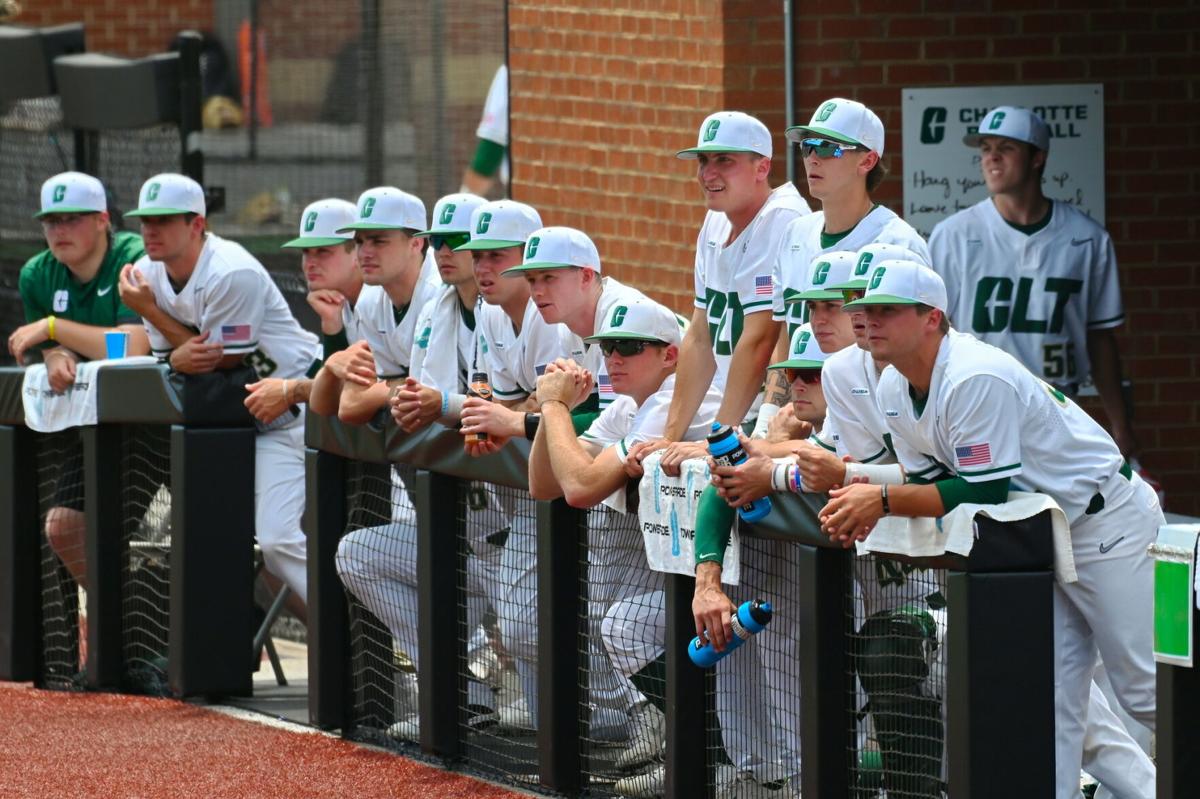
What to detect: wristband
<box><xmin>524</xmin><ymin>412</ymin><xmax>540</xmax><ymax>440</ymax></box>
<box><xmin>440</xmin><ymin>391</ymin><xmax>449</xmax><ymax>416</ymax></box>
<box><xmin>47</xmin><ymin>315</ymin><xmax>56</xmax><ymax>341</ymax></box>
<box><xmin>881</xmin><ymin>483</ymin><xmax>891</xmax><ymax>515</ymax></box>
<box><xmin>844</xmin><ymin>461</ymin><xmax>905</xmax><ymax>486</ymax></box>
<box><xmin>438</xmin><ymin>393</ymin><xmax>465</xmax><ymax>426</ymax></box>
<box><xmin>788</xmin><ymin>464</ymin><xmax>804</xmax><ymax>494</ymax></box>
<box><xmin>771</xmin><ymin>461</ymin><xmax>790</xmax><ymax>492</ymax></box>
<box><xmin>750</xmin><ymin>403</ymin><xmax>780</xmax><ymax>440</ymax></box>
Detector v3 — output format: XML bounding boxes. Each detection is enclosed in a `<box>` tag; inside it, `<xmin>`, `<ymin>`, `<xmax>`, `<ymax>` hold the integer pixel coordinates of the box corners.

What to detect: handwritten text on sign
<box><xmin>901</xmin><ymin>84</ymin><xmax>1105</xmax><ymax>238</ymax></box>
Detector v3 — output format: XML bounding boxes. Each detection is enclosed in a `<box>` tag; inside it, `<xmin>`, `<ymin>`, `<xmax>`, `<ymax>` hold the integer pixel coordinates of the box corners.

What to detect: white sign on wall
<box><xmin>901</xmin><ymin>84</ymin><xmax>1105</xmax><ymax>238</ymax></box>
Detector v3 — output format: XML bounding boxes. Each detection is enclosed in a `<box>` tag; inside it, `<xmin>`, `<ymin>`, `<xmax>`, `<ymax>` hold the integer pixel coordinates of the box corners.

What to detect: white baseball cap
<box><xmin>843</xmin><ymin>259</ymin><xmax>948</xmax><ymax>313</ymax></box>
<box><xmin>828</xmin><ymin>242</ymin><xmax>928</xmax><ymax>291</ymax></box>
<box><xmin>415</xmin><ymin>193</ymin><xmax>487</xmax><ymax>238</ymax></box>
<box><xmin>677</xmin><ymin>111</ymin><xmax>773</xmax><ymax>160</ymax></box>
<box><xmin>788</xmin><ymin>251</ymin><xmax>860</xmax><ymax>303</ymax></box>
<box><xmin>501</xmin><ymin>226</ymin><xmax>601</xmax><ymax>275</ymax></box>
<box><xmin>786</xmin><ymin>98</ymin><xmax>885</xmax><ymax>156</ymax></box>
<box><xmin>456</xmin><ymin>200</ymin><xmax>544</xmax><ymax>251</ymax></box>
<box><xmin>963</xmin><ymin>106</ymin><xmax>1050</xmax><ymax>151</ymax></box>
<box><xmin>337</xmin><ymin>186</ymin><xmax>427</xmax><ymax>233</ymax></box>
<box><xmin>769</xmin><ymin>323</ymin><xmax>832</xmax><ymax>371</ymax></box>
<box><xmin>281</xmin><ymin>198</ymin><xmax>357</xmax><ymax>249</ymax></box>
<box><xmin>125</xmin><ymin>173</ymin><xmax>206</xmax><ymax>217</ymax></box>
<box><xmin>585</xmin><ymin>297</ymin><xmax>683</xmax><ymax>347</ymax></box>
<box><xmin>35</xmin><ymin>172</ymin><xmax>107</xmax><ymax>218</ymax></box>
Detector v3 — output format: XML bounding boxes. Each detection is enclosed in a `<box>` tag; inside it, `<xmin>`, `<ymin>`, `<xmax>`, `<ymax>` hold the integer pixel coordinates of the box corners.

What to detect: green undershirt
<box><xmin>1004</xmin><ymin>203</ymin><xmax>1053</xmax><ymax>236</ymax></box>
<box><xmin>471</xmin><ymin>137</ymin><xmax>506</xmax><ymax>176</ymax></box>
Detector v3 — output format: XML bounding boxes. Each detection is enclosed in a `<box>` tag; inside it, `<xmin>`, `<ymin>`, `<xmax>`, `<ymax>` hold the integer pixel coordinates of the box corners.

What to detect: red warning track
<box><xmin>0</xmin><ymin>682</ymin><xmax>530</xmax><ymax>799</ymax></box>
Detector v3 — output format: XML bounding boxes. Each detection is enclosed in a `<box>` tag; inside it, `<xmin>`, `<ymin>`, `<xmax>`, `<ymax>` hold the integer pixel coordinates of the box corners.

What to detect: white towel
<box><xmin>20</xmin><ymin>356</ymin><xmax>158</xmax><ymax>433</ymax></box>
<box><xmin>856</xmin><ymin>491</ymin><xmax>1077</xmax><ymax>584</ymax></box>
<box><xmin>408</xmin><ymin>285</ymin><xmax>465</xmax><ymax>393</ymax></box>
<box><xmin>637</xmin><ymin>452</ymin><xmax>741</xmax><ymax>585</ymax></box>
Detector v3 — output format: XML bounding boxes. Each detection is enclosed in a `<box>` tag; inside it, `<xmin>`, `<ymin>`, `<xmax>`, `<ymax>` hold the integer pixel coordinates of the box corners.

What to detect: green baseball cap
<box><xmin>456</xmin><ymin>200</ymin><xmax>544</xmax><ymax>251</ymax></box>
<box><xmin>500</xmin><ymin>226</ymin><xmax>601</xmax><ymax>275</ymax></box>
<box><xmin>281</xmin><ymin>198</ymin><xmax>357</xmax><ymax>248</ymax></box>
<box><xmin>843</xmin><ymin>259</ymin><xmax>948</xmax><ymax>311</ymax></box>
<box><xmin>125</xmin><ymin>173</ymin><xmax>206</xmax><ymax>217</ymax></box>
<box><xmin>414</xmin><ymin>193</ymin><xmax>486</xmax><ymax>238</ymax></box>
<box><xmin>769</xmin><ymin>323</ymin><xmax>832</xmax><ymax>370</ymax></box>
<box><xmin>787</xmin><ymin>251</ymin><xmax>859</xmax><ymax>303</ymax></box>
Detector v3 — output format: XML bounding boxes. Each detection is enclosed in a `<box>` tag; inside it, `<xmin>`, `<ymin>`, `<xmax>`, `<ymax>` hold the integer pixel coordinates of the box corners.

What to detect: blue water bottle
<box><xmin>707</xmin><ymin>422</ymin><xmax>772</xmax><ymax>522</ymax></box>
<box><xmin>689</xmin><ymin>599</ymin><xmax>773</xmax><ymax>668</ymax></box>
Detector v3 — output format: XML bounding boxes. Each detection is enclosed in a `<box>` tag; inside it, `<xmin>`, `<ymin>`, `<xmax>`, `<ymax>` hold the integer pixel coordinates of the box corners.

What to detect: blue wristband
<box><xmin>440</xmin><ymin>391</ymin><xmax>449</xmax><ymax>416</ymax></box>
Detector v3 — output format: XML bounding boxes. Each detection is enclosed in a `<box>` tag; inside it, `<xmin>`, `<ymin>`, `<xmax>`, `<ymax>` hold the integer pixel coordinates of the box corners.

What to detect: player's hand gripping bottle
<box><xmin>688</xmin><ymin>599</ymin><xmax>773</xmax><ymax>667</ymax></box>
<box><xmin>707</xmin><ymin>422</ymin><xmax>772</xmax><ymax>522</ymax></box>
<box><xmin>465</xmin><ymin>372</ymin><xmax>492</xmax><ymax>444</ymax></box>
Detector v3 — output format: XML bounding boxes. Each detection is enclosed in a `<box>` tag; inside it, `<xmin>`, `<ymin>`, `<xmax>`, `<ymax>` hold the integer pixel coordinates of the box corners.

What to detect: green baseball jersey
<box><xmin>19</xmin><ymin>231</ymin><xmax>145</xmax><ymax>332</ymax></box>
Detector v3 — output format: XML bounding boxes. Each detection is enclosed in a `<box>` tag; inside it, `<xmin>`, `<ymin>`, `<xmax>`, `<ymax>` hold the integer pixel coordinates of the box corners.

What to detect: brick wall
<box><xmin>13</xmin><ymin>0</ymin><xmax>215</xmax><ymax>57</ymax></box>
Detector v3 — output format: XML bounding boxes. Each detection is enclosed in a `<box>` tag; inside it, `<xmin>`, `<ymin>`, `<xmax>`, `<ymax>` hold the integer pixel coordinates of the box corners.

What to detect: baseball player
<box><xmin>307</xmin><ymin>186</ymin><xmax>440</xmax><ymax>421</ymax></box>
<box><xmin>242</xmin><ymin>198</ymin><xmax>362</xmax><ymax>425</ymax></box>
<box><xmin>8</xmin><ymin>171</ymin><xmax>153</xmax><ymax>590</ymax></box>
<box><xmin>822</xmin><ymin>259</ymin><xmax>1161</xmax><ymax>799</ymax></box>
<box><xmin>928</xmin><ymin>106</ymin><xmax>1137</xmax><ymax>457</ymax></box>
<box><xmin>461</xmin><ymin>64</ymin><xmax>508</xmax><ymax>197</ymax></box>
<box><xmin>118</xmin><ymin>173</ymin><xmax>319</xmax><ymax>609</ymax></box>
<box><xmin>527</xmin><ymin>298</ymin><xmax>720</xmax><ymax>793</ymax></box>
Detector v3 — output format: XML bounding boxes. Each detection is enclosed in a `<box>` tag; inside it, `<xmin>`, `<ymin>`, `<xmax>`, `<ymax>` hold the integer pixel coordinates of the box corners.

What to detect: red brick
<box><xmin>887</xmin><ymin>17</ymin><xmax>952</xmax><ymax>38</ymax></box>
<box><xmin>953</xmin><ymin>15</ymin><xmax>1017</xmax><ymax>36</ymax></box>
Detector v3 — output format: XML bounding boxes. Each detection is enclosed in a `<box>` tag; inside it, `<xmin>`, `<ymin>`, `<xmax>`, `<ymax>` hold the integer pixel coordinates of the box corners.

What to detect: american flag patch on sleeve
<box><xmin>598</xmin><ymin>374</ymin><xmax>614</xmax><ymax>394</ymax></box>
<box><xmin>220</xmin><ymin>324</ymin><xmax>252</xmax><ymax>343</ymax></box>
<box><xmin>754</xmin><ymin>275</ymin><xmax>773</xmax><ymax>296</ymax></box>
<box><xmin>955</xmin><ymin>443</ymin><xmax>992</xmax><ymax>467</ymax></box>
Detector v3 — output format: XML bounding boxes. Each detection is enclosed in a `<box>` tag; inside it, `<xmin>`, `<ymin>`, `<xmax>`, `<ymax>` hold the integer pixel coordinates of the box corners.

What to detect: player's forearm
<box><xmin>664</xmin><ymin>324</ymin><xmax>716</xmax><ymax>440</ymax></box>
<box><xmin>308</xmin><ymin>368</ymin><xmax>343</xmax><ymax>417</ymax></box>
<box><xmin>716</xmin><ymin>315</ymin><xmax>779</xmax><ymax>426</ymax></box>
<box><xmin>887</xmin><ymin>482</ymin><xmax>947</xmax><ymax>518</ymax></box>
<box><xmin>1086</xmin><ymin>329</ymin><xmax>1135</xmax><ymax>452</ymax></box>
<box><xmin>142</xmin><ymin>307</ymin><xmax>193</xmax><ymax>350</ymax></box>
<box><xmin>288</xmin><ymin>378</ymin><xmax>313</xmax><ymax>406</ymax></box>
<box><xmin>527</xmin><ymin>404</ymin><xmax>565</xmax><ymax>501</ymax></box>
<box><xmin>762</xmin><ymin>328</ymin><xmax>792</xmax><ymax>407</ymax></box>
<box><xmin>540</xmin><ymin>401</ymin><xmax>614</xmax><ymax>507</ymax></box>
<box><xmin>51</xmin><ymin>318</ymin><xmax>149</xmax><ymax>360</ymax></box>
<box><xmin>338</xmin><ymin>380</ymin><xmax>388</xmax><ymax>425</ymax></box>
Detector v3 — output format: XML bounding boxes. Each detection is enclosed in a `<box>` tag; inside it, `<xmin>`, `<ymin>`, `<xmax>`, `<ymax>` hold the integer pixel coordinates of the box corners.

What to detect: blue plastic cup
<box><xmin>105</xmin><ymin>330</ymin><xmax>129</xmax><ymax>359</ymax></box>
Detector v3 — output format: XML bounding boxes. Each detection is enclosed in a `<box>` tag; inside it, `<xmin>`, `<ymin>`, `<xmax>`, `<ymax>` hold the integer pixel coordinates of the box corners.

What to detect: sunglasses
<box><xmin>783</xmin><ymin>368</ymin><xmax>822</xmax><ymax>385</ymax></box>
<box><xmin>800</xmin><ymin>138</ymin><xmax>860</xmax><ymax>159</ymax></box>
<box><xmin>599</xmin><ymin>339</ymin><xmax>656</xmax><ymax>357</ymax></box>
<box><xmin>430</xmin><ymin>232</ymin><xmax>471</xmax><ymax>251</ymax></box>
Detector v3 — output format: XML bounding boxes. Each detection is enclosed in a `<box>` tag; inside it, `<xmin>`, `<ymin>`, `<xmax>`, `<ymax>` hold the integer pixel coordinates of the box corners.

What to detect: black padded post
<box><xmin>167</xmin><ymin>425</ymin><xmax>256</xmax><ymax>697</ymax></box>
<box><xmin>664</xmin><ymin>572</ymin><xmax>712</xmax><ymax>799</ymax></box>
<box><xmin>175</xmin><ymin>30</ymin><xmax>204</xmax><ymax>184</ymax></box>
<box><xmin>83</xmin><ymin>424</ymin><xmax>125</xmax><ymax>690</ymax></box>
<box><xmin>0</xmin><ymin>425</ymin><xmax>40</xmax><ymax>680</ymax></box>
<box><xmin>416</xmin><ymin>469</ymin><xmax>466</xmax><ymax>759</ymax></box>
<box><xmin>797</xmin><ymin>544</ymin><xmax>854</xmax><ymax>799</ymax></box>
<box><xmin>0</xmin><ymin>23</ymin><xmax>85</xmax><ymax>102</ymax></box>
<box><xmin>1158</xmin><ymin>605</ymin><xmax>1200</xmax><ymax>798</ymax></box>
<box><xmin>55</xmin><ymin>51</ymin><xmax>181</xmax><ymax>130</ymax></box>
<box><xmin>535</xmin><ymin>498</ymin><xmax>585</xmax><ymax>793</ymax></box>
<box><xmin>305</xmin><ymin>446</ymin><xmax>351</xmax><ymax>730</ymax></box>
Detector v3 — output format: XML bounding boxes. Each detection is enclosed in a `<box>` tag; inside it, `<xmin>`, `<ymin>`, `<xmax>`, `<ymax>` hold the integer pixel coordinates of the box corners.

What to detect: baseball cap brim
<box><xmin>676</xmin><ymin>144</ymin><xmax>764</xmax><ymax>160</ymax></box>
<box><xmin>124</xmin><ymin>207</ymin><xmax>200</xmax><ymax>217</ymax></box>
<box><xmin>768</xmin><ymin>358</ymin><xmax>825</xmax><ymax>370</ymax></box>
<box><xmin>455</xmin><ymin>238</ymin><xmax>525</xmax><ymax>251</ymax></box>
<box><xmin>583</xmin><ymin>331</ymin><xmax>671</xmax><ymax>343</ymax></box>
<box><xmin>33</xmin><ymin>207</ymin><xmax>102</xmax><ymax>219</ymax></box>
<box><xmin>843</xmin><ymin>293</ymin><xmax>924</xmax><ymax>308</ymax></box>
<box><xmin>962</xmin><ymin>131</ymin><xmax>1032</xmax><ymax>148</ymax></box>
<box><xmin>335</xmin><ymin>222</ymin><xmax>410</xmax><ymax>232</ymax></box>
<box><xmin>787</xmin><ymin>289</ymin><xmax>844</xmax><ymax>303</ymax></box>
<box><xmin>499</xmin><ymin>262</ymin><xmax>581</xmax><ymax>276</ymax></box>
<box><xmin>280</xmin><ymin>236</ymin><xmax>350</xmax><ymax>249</ymax></box>
<box><xmin>412</xmin><ymin>227</ymin><xmax>470</xmax><ymax>238</ymax></box>
<box><xmin>784</xmin><ymin>125</ymin><xmax>864</xmax><ymax>147</ymax></box>
<box><xmin>826</xmin><ymin>278</ymin><xmax>869</xmax><ymax>291</ymax></box>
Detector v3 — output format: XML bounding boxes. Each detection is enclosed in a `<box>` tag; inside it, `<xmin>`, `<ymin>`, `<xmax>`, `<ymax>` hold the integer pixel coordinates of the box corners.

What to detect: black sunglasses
<box><xmin>783</xmin><ymin>368</ymin><xmax>822</xmax><ymax>385</ymax></box>
<box><xmin>800</xmin><ymin>137</ymin><xmax>859</xmax><ymax>159</ymax></box>
<box><xmin>430</xmin><ymin>232</ymin><xmax>471</xmax><ymax>251</ymax></box>
<box><xmin>598</xmin><ymin>339</ymin><xmax>655</xmax><ymax>357</ymax></box>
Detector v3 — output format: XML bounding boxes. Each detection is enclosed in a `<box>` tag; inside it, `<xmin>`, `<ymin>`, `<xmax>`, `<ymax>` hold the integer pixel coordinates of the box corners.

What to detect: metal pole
<box><xmin>783</xmin><ymin>0</ymin><xmax>795</xmax><ymax>186</ymax></box>
<box><xmin>248</xmin><ymin>0</ymin><xmax>259</xmax><ymax>161</ymax></box>
<box><xmin>177</xmin><ymin>31</ymin><xmax>204</xmax><ymax>184</ymax></box>
<box><xmin>362</xmin><ymin>0</ymin><xmax>384</xmax><ymax>185</ymax></box>
<box><xmin>430</xmin><ymin>0</ymin><xmax>449</xmax><ymax>197</ymax></box>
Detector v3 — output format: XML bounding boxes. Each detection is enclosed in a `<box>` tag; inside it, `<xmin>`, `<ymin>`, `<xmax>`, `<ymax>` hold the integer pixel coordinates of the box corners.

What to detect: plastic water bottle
<box><xmin>707</xmin><ymin>422</ymin><xmax>772</xmax><ymax>522</ymax></box>
<box><xmin>689</xmin><ymin>599</ymin><xmax>773</xmax><ymax>668</ymax></box>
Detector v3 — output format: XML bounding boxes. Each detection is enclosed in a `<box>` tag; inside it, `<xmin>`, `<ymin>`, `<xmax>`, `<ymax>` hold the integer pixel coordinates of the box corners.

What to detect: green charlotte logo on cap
<box><xmin>304</xmin><ymin>211</ymin><xmax>318</xmax><ymax>232</ymax></box>
<box><xmin>610</xmin><ymin>305</ymin><xmax>628</xmax><ymax>328</ymax></box>
<box><xmin>476</xmin><ymin>212</ymin><xmax>492</xmax><ymax>234</ymax></box>
<box><xmin>439</xmin><ymin>204</ymin><xmax>456</xmax><ymax>225</ymax></box>
<box><xmin>816</xmin><ymin>102</ymin><xmax>837</xmax><ymax>122</ymax></box>
<box><xmin>52</xmin><ymin>185</ymin><xmax>67</xmax><ymax>203</ymax></box>
<box><xmin>147</xmin><ymin>182</ymin><xmax>161</xmax><ymax>201</ymax></box>
<box><xmin>812</xmin><ymin>261</ymin><xmax>831</xmax><ymax>285</ymax></box>
<box><xmin>526</xmin><ymin>236</ymin><xmax>540</xmax><ymax>259</ymax></box>
<box><xmin>361</xmin><ymin>197</ymin><xmax>376</xmax><ymax>218</ymax></box>
<box><xmin>868</xmin><ymin>266</ymin><xmax>886</xmax><ymax>290</ymax></box>
<box><xmin>794</xmin><ymin>330</ymin><xmax>812</xmax><ymax>354</ymax></box>
<box><xmin>854</xmin><ymin>252</ymin><xmax>873</xmax><ymax>277</ymax></box>
<box><xmin>703</xmin><ymin>119</ymin><xmax>721</xmax><ymax>142</ymax></box>
<box><xmin>988</xmin><ymin>111</ymin><xmax>1006</xmax><ymax>130</ymax></box>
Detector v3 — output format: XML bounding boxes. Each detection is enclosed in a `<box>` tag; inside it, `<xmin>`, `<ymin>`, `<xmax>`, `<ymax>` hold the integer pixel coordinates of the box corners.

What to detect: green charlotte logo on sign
<box><xmin>361</xmin><ymin>197</ymin><xmax>376</xmax><ymax>218</ymax></box>
<box><xmin>988</xmin><ymin>111</ymin><xmax>1006</xmax><ymax>130</ymax></box>
<box><xmin>439</xmin><ymin>204</ymin><xmax>456</xmax><ymax>225</ymax></box>
<box><xmin>304</xmin><ymin>211</ymin><xmax>318</xmax><ymax>232</ymax></box>
<box><xmin>816</xmin><ymin>102</ymin><xmax>837</xmax><ymax>122</ymax></box>
<box><xmin>476</xmin><ymin>212</ymin><xmax>492</xmax><ymax>234</ymax></box>
<box><xmin>868</xmin><ymin>267</ymin><xmax>886</xmax><ymax>290</ymax></box>
<box><xmin>52</xmin><ymin>185</ymin><xmax>67</xmax><ymax>203</ymax></box>
<box><xmin>147</xmin><ymin>183</ymin><xmax>161</xmax><ymax>201</ymax></box>
<box><xmin>919</xmin><ymin>107</ymin><xmax>947</xmax><ymax>144</ymax></box>
<box><xmin>812</xmin><ymin>261</ymin><xmax>832</xmax><ymax>285</ymax></box>
<box><xmin>610</xmin><ymin>306</ymin><xmax>628</xmax><ymax>328</ymax></box>
<box><xmin>526</xmin><ymin>236</ymin><xmax>540</xmax><ymax>259</ymax></box>
<box><xmin>854</xmin><ymin>252</ymin><xmax>873</xmax><ymax>277</ymax></box>
<box><xmin>703</xmin><ymin>119</ymin><xmax>721</xmax><ymax>142</ymax></box>
<box><xmin>795</xmin><ymin>330</ymin><xmax>812</xmax><ymax>354</ymax></box>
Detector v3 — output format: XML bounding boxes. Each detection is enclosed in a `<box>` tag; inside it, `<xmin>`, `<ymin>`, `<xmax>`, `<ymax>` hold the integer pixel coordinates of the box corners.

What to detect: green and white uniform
<box><xmin>353</xmin><ymin>274</ymin><xmax>441</xmax><ymax>380</ymax></box>
<box><xmin>560</xmin><ymin>276</ymin><xmax>649</xmax><ymax>410</ymax></box>
<box><xmin>928</xmin><ymin>199</ymin><xmax>1123</xmax><ymax>394</ymax></box>
<box><xmin>475</xmin><ymin>299</ymin><xmax>561</xmax><ymax>402</ymax></box>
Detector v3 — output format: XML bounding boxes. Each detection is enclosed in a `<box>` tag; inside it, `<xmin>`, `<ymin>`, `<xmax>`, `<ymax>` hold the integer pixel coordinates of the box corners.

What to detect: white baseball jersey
<box><xmin>581</xmin><ymin>373</ymin><xmax>720</xmax><ymax>457</ymax></box>
<box><xmin>137</xmin><ymin>233</ymin><xmax>319</xmax><ymax>380</ymax></box>
<box><xmin>773</xmin><ymin>205</ymin><xmax>930</xmax><ymax>337</ymax></box>
<box><xmin>560</xmin><ymin>276</ymin><xmax>650</xmax><ymax>410</ymax></box>
<box><xmin>876</xmin><ymin>330</ymin><xmax>1125</xmax><ymax>523</ymax></box>
<box><xmin>475</xmin><ymin>299</ymin><xmax>563</xmax><ymax>401</ymax></box>
<box><xmin>476</xmin><ymin>64</ymin><xmax>508</xmax><ymax>146</ymax></box>
<box><xmin>408</xmin><ymin>286</ymin><xmax>479</xmax><ymax>394</ymax></box>
<box><xmin>928</xmin><ymin>199</ymin><xmax>1123</xmax><ymax>392</ymax></box>
<box><xmin>694</xmin><ymin>183</ymin><xmax>809</xmax><ymax>396</ymax></box>
<box><xmin>354</xmin><ymin>273</ymin><xmax>441</xmax><ymax>380</ymax></box>
<box><xmin>340</xmin><ymin>294</ymin><xmax>367</xmax><ymax>346</ymax></box>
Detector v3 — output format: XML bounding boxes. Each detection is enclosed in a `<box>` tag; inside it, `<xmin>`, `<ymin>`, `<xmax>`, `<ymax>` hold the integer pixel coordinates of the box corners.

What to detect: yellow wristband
<box><xmin>47</xmin><ymin>315</ymin><xmax>56</xmax><ymax>341</ymax></box>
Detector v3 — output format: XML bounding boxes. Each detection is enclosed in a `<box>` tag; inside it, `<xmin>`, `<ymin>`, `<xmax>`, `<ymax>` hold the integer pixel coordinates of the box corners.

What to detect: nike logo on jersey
<box><xmin>850</xmin><ymin>387</ymin><xmax>870</xmax><ymax>396</ymax></box>
<box><xmin>1098</xmin><ymin>535</ymin><xmax>1125</xmax><ymax>554</ymax></box>
<box><xmin>885</xmin><ymin>409</ymin><xmax>900</xmax><ymax>417</ymax></box>
<box><xmin>1070</xmin><ymin>238</ymin><xmax>1091</xmax><ymax>246</ymax></box>
<box><xmin>706</xmin><ymin>240</ymin><xmax>718</xmax><ymax>249</ymax></box>
<box><xmin>96</xmin><ymin>284</ymin><xmax>113</xmax><ymax>297</ymax></box>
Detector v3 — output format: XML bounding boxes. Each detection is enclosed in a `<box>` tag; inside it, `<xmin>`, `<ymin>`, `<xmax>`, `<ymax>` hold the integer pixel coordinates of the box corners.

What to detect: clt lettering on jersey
<box><xmin>971</xmin><ymin>276</ymin><xmax>1082</xmax><ymax>334</ymax></box>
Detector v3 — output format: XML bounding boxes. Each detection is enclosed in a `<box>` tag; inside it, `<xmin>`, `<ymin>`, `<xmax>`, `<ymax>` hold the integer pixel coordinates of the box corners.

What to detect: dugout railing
<box><xmin>305</xmin><ymin>411</ymin><xmax>1058</xmax><ymax>798</ymax></box>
